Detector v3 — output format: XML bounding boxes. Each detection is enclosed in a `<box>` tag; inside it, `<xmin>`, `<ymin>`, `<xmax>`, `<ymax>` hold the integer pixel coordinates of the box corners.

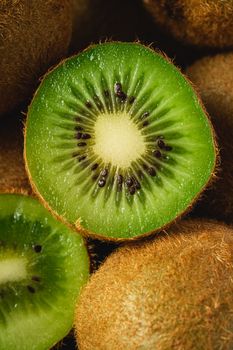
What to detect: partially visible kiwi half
<box><xmin>0</xmin><ymin>0</ymin><xmax>73</xmax><ymax>116</ymax></box>
<box><xmin>75</xmin><ymin>219</ymin><xmax>233</xmax><ymax>350</ymax></box>
<box><xmin>143</xmin><ymin>0</ymin><xmax>233</xmax><ymax>48</ymax></box>
<box><xmin>0</xmin><ymin>193</ymin><xmax>89</xmax><ymax>350</ymax></box>
<box><xmin>186</xmin><ymin>53</ymin><xmax>233</xmax><ymax>222</ymax></box>
<box><xmin>25</xmin><ymin>42</ymin><xmax>216</xmax><ymax>241</ymax></box>
<box><xmin>0</xmin><ymin>115</ymin><xmax>31</xmax><ymax>195</ymax></box>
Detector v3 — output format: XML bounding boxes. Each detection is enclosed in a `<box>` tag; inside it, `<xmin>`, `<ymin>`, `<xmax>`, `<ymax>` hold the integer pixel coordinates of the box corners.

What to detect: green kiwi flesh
<box><xmin>143</xmin><ymin>0</ymin><xmax>233</xmax><ymax>48</ymax></box>
<box><xmin>25</xmin><ymin>42</ymin><xmax>216</xmax><ymax>240</ymax></box>
<box><xmin>0</xmin><ymin>194</ymin><xmax>89</xmax><ymax>350</ymax></box>
<box><xmin>75</xmin><ymin>220</ymin><xmax>233</xmax><ymax>350</ymax></box>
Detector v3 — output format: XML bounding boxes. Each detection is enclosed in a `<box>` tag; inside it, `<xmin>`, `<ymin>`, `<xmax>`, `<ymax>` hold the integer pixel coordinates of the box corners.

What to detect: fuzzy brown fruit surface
<box><xmin>75</xmin><ymin>220</ymin><xmax>233</xmax><ymax>350</ymax></box>
<box><xmin>0</xmin><ymin>115</ymin><xmax>31</xmax><ymax>194</ymax></box>
<box><xmin>187</xmin><ymin>53</ymin><xmax>233</xmax><ymax>223</ymax></box>
<box><xmin>0</xmin><ymin>0</ymin><xmax>73</xmax><ymax>116</ymax></box>
<box><xmin>143</xmin><ymin>0</ymin><xmax>233</xmax><ymax>48</ymax></box>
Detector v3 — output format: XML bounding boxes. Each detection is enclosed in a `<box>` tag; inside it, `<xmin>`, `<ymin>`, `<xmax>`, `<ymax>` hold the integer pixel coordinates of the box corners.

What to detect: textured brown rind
<box><xmin>0</xmin><ymin>0</ymin><xmax>73</xmax><ymax>116</ymax></box>
<box><xmin>0</xmin><ymin>115</ymin><xmax>32</xmax><ymax>195</ymax></box>
<box><xmin>24</xmin><ymin>42</ymin><xmax>217</xmax><ymax>242</ymax></box>
<box><xmin>75</xmin><ymin>219</ymin><xmax>233</xmax><ymax>350</ymax></box>
<box><xmin>187</xmin><ymin>53</ymin><xmax>233</xmax><ymax>223</ymax></box>
<box><xmin>143</xmin><ymin>0</ymin><xmax>233</xmax><ymax>48</ymax></box>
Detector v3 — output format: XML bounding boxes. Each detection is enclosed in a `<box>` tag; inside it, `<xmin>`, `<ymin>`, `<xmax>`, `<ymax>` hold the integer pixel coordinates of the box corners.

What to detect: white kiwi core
<box><xmin>93</xmin><ymin>113</ymin><xmax>146</xmax><ymax>168</ymax></box>
<box><xmin>0</xmin><ymin>256</ymin><xmax>28</xmax><ymax>284</ymax></box>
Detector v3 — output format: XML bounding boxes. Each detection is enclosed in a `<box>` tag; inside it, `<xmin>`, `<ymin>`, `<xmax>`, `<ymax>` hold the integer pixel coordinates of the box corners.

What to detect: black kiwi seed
<box><xmin>76</xmin><ymin>132</ymin><xmax>82</xmax><ymax>139</ymax></box>
<box><xmin>129</xmin><ymin>186</ymin><xmax>136</xmax><ymax>195</ymax></box>
<box><xmin>147</xmin><ymin>167</ymin><xmax>156</xmax><ymax>177</ymax></box>
<box><xmin>114</xmin><ymin>82</ymin><xmax>122</xmax><ymax>94</ymax></box>
<box><xmin>78</xmin><ymin>155</ymin><xmax>87</xmax><ymax>162</ymax></box>
<box><xmin>141</xmin><ymin>112</ymin><xmax>150</xmax><ymax>119</ymax></box>
<box><xmin>117</xmin><ymin>174</ymin><xmax>123</xmax><ymax>185</ymax></box>
<box><xmin>129</xmin><ymin>96</ymin><xmax>135</xmax><ymax>104</ymax></box>
<box><xmin>27</xmin><ymin>285</ymin><xmax>36</xmax><ymax>294</ymax></box>
<box><xmin>165</xmin><ymin>145</ymin><xmax>173</xmax><ymax>151</ymax></box>
<box><xmin>91</xmin><ymin>163</ymin><xmax>99</xmax><ymax>171</ymax></box>
<box><xmin>31</xmin><ymin>276</ymin><xmax>41</xmax><ymax>282</ymax></box>
<box><xmin>85</xmin><ymin>101</ymin><xmax>92</xmax><ymax>109</ymax></box>
<box><xmin>98</xmin><ymin>178</ymin><xmax>106</xmax><ymax>188</ymax></box>
<box><xmin>142</xmin><ymin>121</ymin><xmax>149</xmax><ymax>127</ymax></box>
<box><xmin>153</xmin><ymin>150</ymin><xmax>162</xmax><ymax>158</ymax></box>
<box><xmin>81</xmin><ymin>133</ymin><xmax>91</xmax><ymax>140</ymax></box>
<box><xmin>134</xmin><ymin>180</ymin><xmax>141</xmax><ymax>190</ymax></box>
<box><xmin>77</xmin><ymin>142</ymin><xmax>87</xmax><ymax>147</ymax></box>
<box><xmin>119</xmin><ymin>92</ymin><xmax>127</xmax><ymax>102</ymax></box>
<box><xmin>157</xmin><ymin>139</ymin><xmax>166</xmax><ymax>149</ymax></box>
<box><xmin>126</xmin><ymin>177</ymin><xmax>134</xmax><ymax>187</ymax></box>
<box><xmin>34</xmin><ymin>244</ymin><xmax>42</xmax><ymax>253</ymax></box>
<box><xmin>101</xmin><ymin>168</ymin><xmax>108</xmax><ymax>177</ymax></box>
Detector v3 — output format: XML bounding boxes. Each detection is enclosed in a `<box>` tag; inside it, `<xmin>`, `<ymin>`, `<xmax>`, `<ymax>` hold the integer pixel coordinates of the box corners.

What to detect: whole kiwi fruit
<box><xmin>0</xmin><ymin>0</ymin><xmax>73</xmax><ymax>116</ymax></box>
<box><xmin>143</xmin><ymin>0</ymin><xmax>233</xmax><ymax>48</ymax></box>
<box><xmin>0</xmin><ymin>115</ymin><xmax>31</xmax><ymax>194</ymax></box>
<box><xmin>186</xmin><ymin>52</ymin><xmax>233</xmax><ymax>223</ymax></box>
<box><xmin>75</xmin><ymin>219</ymin><xmax>233</xmax><ymax>350</ymax></box>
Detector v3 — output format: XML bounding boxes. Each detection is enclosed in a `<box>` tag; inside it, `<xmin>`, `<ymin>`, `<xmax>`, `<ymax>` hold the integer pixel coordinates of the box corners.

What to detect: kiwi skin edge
<box><xmin>24</xmin><ymin>41</ymin><xmax>218</xmax><ymax>242</ymax></box>
<box><xmin>75</xmin><ymin>219</ymin><xmax>233</xmax><ymax>350</ymax></box>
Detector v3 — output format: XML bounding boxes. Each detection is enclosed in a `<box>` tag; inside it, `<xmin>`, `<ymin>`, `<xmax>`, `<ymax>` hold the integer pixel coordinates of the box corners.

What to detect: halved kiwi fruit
<box><xmin>0</xmin><ymin>193</ymin><xmax>89</xmax><ymax>350</ymax></box>
<box><xmin>75</xmin><ymin>219</ymin><xmax>233</xmax><ymax>350</ymax></box>
<box><xmin>25</xmin><ymin>42</ymin><xmax>216</xmax><ymax>241</ymax></box>
<box><xmin>143</xmin><ymin>0</ymin><xmax>233</xmax><ymax>48</ymax></box>
<box><xmin>0</xmin><ymin>0</ymin><xmax>73</xmax><ymax>116</ymax></box>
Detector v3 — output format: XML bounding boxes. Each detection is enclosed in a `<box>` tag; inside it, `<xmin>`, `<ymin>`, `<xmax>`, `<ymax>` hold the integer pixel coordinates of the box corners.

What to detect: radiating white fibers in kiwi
<box><xmin>75</xmin><ymin>220</ymin><xmax>233</xmax><ymax>350</ymax></box>
<box><xmin>0</xmin><ymin>194</ymin><xmax>89</xmax><ymax>350</ymax></box>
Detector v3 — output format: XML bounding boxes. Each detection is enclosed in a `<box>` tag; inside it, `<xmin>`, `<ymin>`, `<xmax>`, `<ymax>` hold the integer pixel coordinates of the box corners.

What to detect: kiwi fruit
<box><xmin>186</xmin><ymin>53</ymin><xmax>233</xmax><ymax>222</ymax></box>
<box><xmin>0</xmin><ymin>193</ymin><xmax>89</xmax><ymax>350</ymax></box>
<box><xmin>143</xmin><ymin>0</ymin><xmax>233</xmax><ymax>48</ymax></box>
<box><xmin>75</xmin><ymin>219</ymin><xmax>233</xmax><ymax>350</ymax></box>
<box><xmin>24</xmin><ymin>42</ymin><xmax>216</xmax><ymax>241</ymax></box>
<box><xmin>0</xmin><ymin>0</ymin><xmax>73</xmax><ymax>116</ymax></box>
<box><xmin>0</xmin><ymin>115</ymin><xmax>31</xmax><ymax>195</ymax></box>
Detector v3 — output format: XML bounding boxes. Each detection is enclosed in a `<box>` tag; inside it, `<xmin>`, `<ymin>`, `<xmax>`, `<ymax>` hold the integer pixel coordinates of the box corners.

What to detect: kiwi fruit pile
<box><xmin>24</xmin><ymin>42</ymin><xmax>216</xmax><ymax>241</ymax></box>
<box><xmin>1</xmin><ymin>1</ymin><xmax>233</xmax><ymax>349</ymax></box>
<box><xmin>75</xmin><ymin>220</ymin><xmax>233</xmax><ymax>350</ymax></box>
<box><xmin>143</xmin><ymin>0</ymin><xmax>233</xmax><ymax>48</ymax></box>
<box><xmin>0</xmin><ymin>0</ymin><xmax>73</xmax><ymax>116</ymax></box>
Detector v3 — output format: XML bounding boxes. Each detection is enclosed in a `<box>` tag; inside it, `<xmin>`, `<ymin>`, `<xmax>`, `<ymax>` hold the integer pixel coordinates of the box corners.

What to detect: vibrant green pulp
<box><xmin>0</xmin><ymin>194</ymin><xmax>89</xmax><ymax>350</ymax></box>
<box><xmin>25</xmin><ymin>42</ymin><xmax>216</xmax><ymax>240</ymax></box>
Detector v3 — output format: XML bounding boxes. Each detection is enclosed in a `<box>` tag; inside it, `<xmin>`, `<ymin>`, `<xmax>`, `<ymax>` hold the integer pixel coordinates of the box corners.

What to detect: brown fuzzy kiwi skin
<box><xmin>24</xmin><ymin>41</ymin><xmax>218</xmax><ymax>242</ymax></box>
<box><xmin>75</xmin><ymin>219</ymin><xmax>233</xmax><ymax>350</ymax></box>
<box><xmin>0</xmin><ymin>0</ymin><xmax>73</xmax><ymax>117</ymax></box>
<box><xmin>0</xmin><ymin>114</ymin><xmax>32</xmax><ymax>195</ymax></box>
<box><xmin>186</xmin><ymin>53</ymin><xmax>233</xmax><ymax>223</ymax></box>
<box><xmin>143</xmin><ymin>0</ymin><xmax>233</xmax><ymax>48</ymax></box>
